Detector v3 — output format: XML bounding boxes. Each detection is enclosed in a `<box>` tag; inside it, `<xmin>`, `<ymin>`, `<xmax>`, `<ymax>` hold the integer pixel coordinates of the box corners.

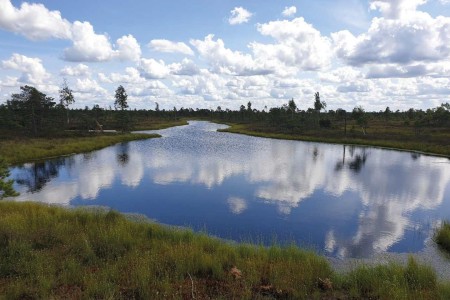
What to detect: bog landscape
<box><xmin>0</xmin><ymin>0</ymin><xmax>450</xmax><ymax>299</ymax></box>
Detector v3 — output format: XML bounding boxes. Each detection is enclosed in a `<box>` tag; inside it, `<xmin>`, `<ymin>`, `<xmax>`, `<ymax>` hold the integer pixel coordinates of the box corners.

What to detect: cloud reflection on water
<box><xmin>11</xmin><ymin>121</ymin><xmax>450</xmax><ymax>257</ymax></box>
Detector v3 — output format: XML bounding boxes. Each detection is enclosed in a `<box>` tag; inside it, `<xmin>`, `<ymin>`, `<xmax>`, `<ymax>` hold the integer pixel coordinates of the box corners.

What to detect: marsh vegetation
<box><xmin>1</xmin><ymin>201</ymin><xmax>449</xmax><ymax>299</ymax></box>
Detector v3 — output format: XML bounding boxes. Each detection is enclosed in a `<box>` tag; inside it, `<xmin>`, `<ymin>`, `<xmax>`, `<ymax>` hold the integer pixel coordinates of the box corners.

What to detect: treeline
<box><xmin>0</xmin><ymin>84</ymin><xmax>449</xmax><ymax>138</ymax></box>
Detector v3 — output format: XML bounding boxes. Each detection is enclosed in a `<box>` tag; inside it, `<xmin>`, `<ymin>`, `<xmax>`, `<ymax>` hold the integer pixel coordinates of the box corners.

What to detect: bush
<box><xmin>319</xmin><ymin>119</ymin><xmax>332</xmax><ymax>128</ymax></box>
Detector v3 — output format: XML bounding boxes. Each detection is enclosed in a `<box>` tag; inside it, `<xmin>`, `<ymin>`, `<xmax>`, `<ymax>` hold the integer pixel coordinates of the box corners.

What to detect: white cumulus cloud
<box><xmin>191</xmin><ymin>34</ymin><xmax>275</xmax><ymax>76</ymax></box>
<box><xmin>282</xmin><ymin>6</ymin><xmax>297</xmax><ymax>17</ymax></box>
<box><xmin>63</xmin><ymin>21</ymin><xmax>114</xmax><ymax>62</ymax></box>
<box><xmin>139</xmin><ymin>58</ymin><xmax>171</xmax><ymax>79</ymax></box>
<box><xmin>60</xmin><ymin>64</ymin><xmax>90</xmax><ymax>77</ymax></box>
<box><xmin>1</xmin><ymin>53</ymin><xmax>50</xmax><ymax>84</ymax></box>
<box><xmin>332</xmin><ymin>2</ymin><xmax>450</xmax><ymax>77</ymax></box>
<box><xmin>254</xmin><ymin>18</ymin><xmax>333</xmax><ymax>71</ymax></box>
<box><xmin>0</xmin><ymin>0</ymin><xmax>72</xmax><ymax>40</ymax></box>
<box><xmin>370</xmin><ymin>0</ymin><xmax>427</xmax><ymax>19</ymax></box>
<box><xmin>63</xmin><ymin>22</ymin><xmax>142</xmax><ymax>62</ymax></box>
<box><xmin>116</xmin><ymin>34</ymin><xmax>142</xmax><ymax>61</ymax></box>
<box><xmin>228</xmin><ymin>7</ymin><xmax>253</xmax><ymax>25</ymax></box>
<box><xmin>74</xmin><ymin>78</ymin><xmax>107</xmax><ymax>95</ymax></box>
<box><xmin>148</xmin><ymin>39</ymin><xmax>194</xmax><ymax>56</ymax></box>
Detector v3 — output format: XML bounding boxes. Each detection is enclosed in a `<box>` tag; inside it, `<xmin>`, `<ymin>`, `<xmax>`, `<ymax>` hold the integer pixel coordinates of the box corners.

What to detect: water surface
<box><xmin>11</xmin><ymin>121</ymin><xmax>450</xmax><ymax>259</ymax></box>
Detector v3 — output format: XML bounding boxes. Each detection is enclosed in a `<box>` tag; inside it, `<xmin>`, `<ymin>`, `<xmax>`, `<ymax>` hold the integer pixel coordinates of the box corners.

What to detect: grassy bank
<box><xmin>0</xmin><ymin>201</ymin><xmax>449</xmax><ymax>299</ymax></box>
<box><xmin>132</xmin><ymin>119</ymin><xmax>188</xmax><ymax>131</ymax></box>
<box><xmin>0</xmin><ymin>133</ymin><xmax>158</xmax><ymax>165</ymax></box>
<box><xmin>436</xmin><ymin>222</ymin><xmax>450</xmax><ymax>254</ymax></box>
<box><xmin>219</xmin><ymin>123</ymin><xmax>450</xmax><ymax>157</ymax></box>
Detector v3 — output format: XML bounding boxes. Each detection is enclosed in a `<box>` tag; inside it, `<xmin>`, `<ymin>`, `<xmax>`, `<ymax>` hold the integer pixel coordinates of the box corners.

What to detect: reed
<box><xmin>436</xmin><ymin>222</ymin><xmax>450</xmax><ymax>254</ymax></box>
<box><xmin>0</xmin><ymin>201</ymin><xmax>446</xmax><ymax>299</ymax></box>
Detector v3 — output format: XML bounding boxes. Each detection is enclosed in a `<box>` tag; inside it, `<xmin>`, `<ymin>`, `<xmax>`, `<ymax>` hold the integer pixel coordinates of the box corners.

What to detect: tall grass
<box><xmin>0</xmin><ymin>133</ymin><xmax>158</xmax><ymax>165</ymax></box>
<box><xmin>436</xmin><ymin>222</ymin><xmax>450</xmax><ymax>254</ymax></box>
<box><xmin>0</xmin><ymin>201</ymin><xmax>447</xmax><ymax>299</ymax></box>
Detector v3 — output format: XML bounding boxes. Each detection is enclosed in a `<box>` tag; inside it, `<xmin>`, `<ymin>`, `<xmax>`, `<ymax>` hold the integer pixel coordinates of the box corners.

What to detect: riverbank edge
<box><xmin>0</xmin><ymin>133</ymin><xmax>159</xmax><ymax>166</ymax></box>
<box><xmin>0</xmin><ymin>119</ymin><xmax>191</xmax><ymax>166</ymax></box>
<box><xmin>0</xmin><ymin>201</ymin><xmax>449</xmax><ymax>299</ymax></box>
<box><xmin>131</xmin><ymin>119</ymin><xmax>189</xmax><ymax>131</ymax></box>
<box><xmin>218</xmin><ymin>123</ymin><xmax>450</xmax><ymax>158</ymax></box>
<box><xmin>436</xmin><ymin>222</ymin><xmax>450</xmax><ymax>254</ymax></box>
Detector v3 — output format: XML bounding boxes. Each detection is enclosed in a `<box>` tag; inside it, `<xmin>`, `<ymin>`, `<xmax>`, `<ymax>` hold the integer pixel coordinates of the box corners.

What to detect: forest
<box><xmin>0</xmin><ymin>84</ymin><xmax>449</xmax><ymax>156</ymax></box>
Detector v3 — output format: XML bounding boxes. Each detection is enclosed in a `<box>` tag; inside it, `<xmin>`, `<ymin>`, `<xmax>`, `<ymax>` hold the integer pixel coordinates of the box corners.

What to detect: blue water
<box><xmin>10</xmin><ymin>121</ymin><xmax>450</xmax><ymax>258</ymax></box>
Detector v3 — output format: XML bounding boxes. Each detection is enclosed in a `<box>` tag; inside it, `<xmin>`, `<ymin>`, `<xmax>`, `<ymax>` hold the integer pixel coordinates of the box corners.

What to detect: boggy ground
<box><xmin>0</xmin><ymin>119</ymin><xmax>187</xmax><ymax>165</ymax></box>
<box><xmin>218</xmin><ymin>119</ymin><xmax>450</xmax><ymax>157</ymax></box>
<box><xmin>0</xmin><ymin>201</ymin><xmax>449</xmax><ymax>299</ymax></box>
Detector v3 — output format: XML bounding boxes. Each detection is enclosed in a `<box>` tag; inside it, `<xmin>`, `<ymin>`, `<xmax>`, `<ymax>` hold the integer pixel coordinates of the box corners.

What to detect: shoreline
<box><xmin>0</xmin><ymin>201</ymin><xmax>449</xmax><ymax>298</ymax></box>
<box><xmin>218</xmin><ymin>123</ymin><xmax>450</xmax><ymax>158</ymax></box>
<box><xmin>12</xmin><ymin>201</ymin><xmax>450</xmax><ymax>281</ymax></box>
<box><xmin>1</xmin><ymin>133</ymin><xmax>160</xmax><ymax>166</ymax></box>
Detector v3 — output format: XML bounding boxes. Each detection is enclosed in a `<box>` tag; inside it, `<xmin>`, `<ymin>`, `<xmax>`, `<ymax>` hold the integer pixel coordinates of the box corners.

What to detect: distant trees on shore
<box><xmin>0</xmin><ymin>84</ymin><xmax>449</xmax><ymax>137</ymax></box>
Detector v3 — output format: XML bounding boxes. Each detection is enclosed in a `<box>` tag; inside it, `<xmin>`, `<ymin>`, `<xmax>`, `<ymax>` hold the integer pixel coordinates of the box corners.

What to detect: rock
<box><xmin>318</xmin><ymin>277</ymin><xmax>333</xmax><ymax>291</ymax></box>
<box><xmin>230</xmin><ymin>266</ymin><xmax>242</xmax><ymax>279</ymax></box>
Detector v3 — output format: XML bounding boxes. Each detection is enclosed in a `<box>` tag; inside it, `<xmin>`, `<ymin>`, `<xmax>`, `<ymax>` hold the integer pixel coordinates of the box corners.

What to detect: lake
<box><xmin>10</xmin><ymin>121</ymin><xmax>450</xmax><ymax>259</ymax></box>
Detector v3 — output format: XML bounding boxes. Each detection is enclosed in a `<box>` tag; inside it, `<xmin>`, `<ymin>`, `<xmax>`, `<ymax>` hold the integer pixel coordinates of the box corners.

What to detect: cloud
<box><xmin>0</xmin><ymin>76</ymin><xmax>18</xmax><ymax>88</ymax></box>
<box><xmin>128</xmin><ymin>80</ymin><xmax>172</xmax><ymax>97</ymax></box>
<box><xmin>0</xmin><ymin>1</ymin><xmax>141</xmax><ymax>63</ymax></box>
<box><xmin>148</xmin><ymin>39</ymin><xmax>194</xmax><ymax>56</ymax></box>
<box><xmin>337</xmin><ymin>81</ymin><xmax>373</xmax><ymax>93</ymax></box>
<box><xmin>74</xmin><ymin>78</ymin><xmax>107</xmax><ymax>95</ymax></box>
<box><xmin>63</xmin><ymin>21</ymin><xmax>114</xmax><ymax>62</ymax></box>
<box><xmin>172</xmin><ymin>69</ymin><xmax>227</xmax><ymax>101</ymax></box>
<box><xmin>138</xmin><ymin>57</ymin><xmax>200</xmax><ymax>80</ymax></box>
<box><xmin>63</xmin><ymin>21</ymin><xmax>142</xmax><ymax>62</ymax></box>
<box><xmin>99</xmin><ymin>67</ymin><xmax>145</xmax><ymax>84</ymax></box>
<box><xmin>369</xmin><ymin>0</ymin><xmax>427</xmax><ymax>19</ymax></box>
<box><xmin>191</xmin><ymin>34</ymin><xmax>275</xmax><ymax>76</ymax></box>
<box><xmin>366</xmin><ymin>64</ymin><xmax>430</xmax><ymax>78</ymax></box>
<box><xmin>0</xmin><ymin>0</ymin><xmax>72</xmax><ymax>40</ymax></box>
<box><xmin>116</xmin><ymin>34</ymin><xmax>142</xmax><ymax>61</ymax></box>
<box><xmin>227</xmin><ymin>197</ymin><xmax>248</xmax><ymax>214</ymax></box>
<box><xmin>228</xmin><ymin>7</ymin><xmax>253</xmax><ymax>25</ymax></box>
<box><xmin>319</xmin><ymin>67</ymin><xmax>362</xmax><ymax>83</ymax></box>
<box><xmin>282</xmin><ymin>6</ymin><xmax>297</xmax><ymax>17</ymax></box>
<box><xmin>170</xmin><ymin>58</ymin><xmax>200</xmax><ymax>76</ymax></box>
<box><xmin>332</xmin><ymin>8</ymin><xmax>450</xmax><ymax>68</ymax></box>
<box><xmin>254</xmin><ymin>18</ymin><xmax>333</xmax><ymax>71</ymax></box>
<box><xmin>1</xmin><ymin>53</ymin><xmax>50</xmax><ymax>84</ymax></box>
<box><xmin>139</xmin><ymin>58</ymin><xmax>171</xmax><ymax>79</ymax></box>
<box><xmin>60</xmin><ymin>64</ymin><xmax>90</xmax><ymax>77</ymax></box>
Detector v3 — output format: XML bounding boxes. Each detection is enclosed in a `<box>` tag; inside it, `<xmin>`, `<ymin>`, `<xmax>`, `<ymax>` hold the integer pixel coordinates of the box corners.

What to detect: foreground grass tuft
<box><xmin>0</xmin><ymin>133</ymin><xmax>158</xmax><ymax>165</ymax></box>
<box><xmin>436</xmin><ymin>222</ymin><xmax>450</xmax><ymax>254</ymax></box>
<box><xmin>0</xmin><ymin>201</ymin><xmax>448</xmax><ymax>299</ymax></box>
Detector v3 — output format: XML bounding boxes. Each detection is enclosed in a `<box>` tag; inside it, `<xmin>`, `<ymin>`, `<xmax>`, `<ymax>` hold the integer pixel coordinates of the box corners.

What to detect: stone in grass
<box><xmin>318</xmin><ymin>278</ymin><xmax>333</xmax><ymax>291</ymax></box>
<box><xmin>230</xmin><ymin>266</ymin><xmax>242</xmax><ymax>279</ymax></box>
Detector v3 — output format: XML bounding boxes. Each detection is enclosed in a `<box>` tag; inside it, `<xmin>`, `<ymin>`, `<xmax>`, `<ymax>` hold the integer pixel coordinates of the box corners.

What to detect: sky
<box><xmin>0</xmin><ymin>0</ymin><xmax>450</xmax><ymax>111</ymax></box>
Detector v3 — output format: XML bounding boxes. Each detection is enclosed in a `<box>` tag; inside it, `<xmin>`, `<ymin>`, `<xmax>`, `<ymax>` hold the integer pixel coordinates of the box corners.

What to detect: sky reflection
<box><xmin>10</xmin><ymin>121</ymin><xmax>450</xmax><ymax>258</ymax></box>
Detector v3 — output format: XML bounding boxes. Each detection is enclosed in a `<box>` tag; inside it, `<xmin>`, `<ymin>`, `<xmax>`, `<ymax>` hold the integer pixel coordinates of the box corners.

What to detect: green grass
<box><xmin>0</xmin><ymin>133</ymin><xmax>158</xmax><ymax>165</ymax></box>
<box><xmin>132</xmin><ymin>119</ymin><xmax>188</xmax><ymax>131</ymax></box>
<box><xmin>0</xmin><ymin>201</ymin><xmax>448</xmax><ymax>299</ymax></box>
<box><xmin>436</xmin><ymin>222</ymin><xmax>450</xmax><ymax>254</ymax></box>
<box><xmin>219</xmin><ymin>123</ymin><xmax>450</xmax><ymax>157</ymax></box>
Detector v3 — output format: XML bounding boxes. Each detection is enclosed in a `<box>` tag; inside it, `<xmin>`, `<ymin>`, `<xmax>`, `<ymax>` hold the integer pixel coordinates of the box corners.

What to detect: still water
<box><xmin>10</xmin><ymin>121</ymin><xmax>450</xmax><ymax>258</ymax></box>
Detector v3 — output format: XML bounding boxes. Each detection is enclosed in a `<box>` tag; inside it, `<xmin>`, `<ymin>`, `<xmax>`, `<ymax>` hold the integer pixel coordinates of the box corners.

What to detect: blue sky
<box><xmin>1</xmin><ymin>0</ymin><xmax>450</xmax><ymax>111</ymax></box>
